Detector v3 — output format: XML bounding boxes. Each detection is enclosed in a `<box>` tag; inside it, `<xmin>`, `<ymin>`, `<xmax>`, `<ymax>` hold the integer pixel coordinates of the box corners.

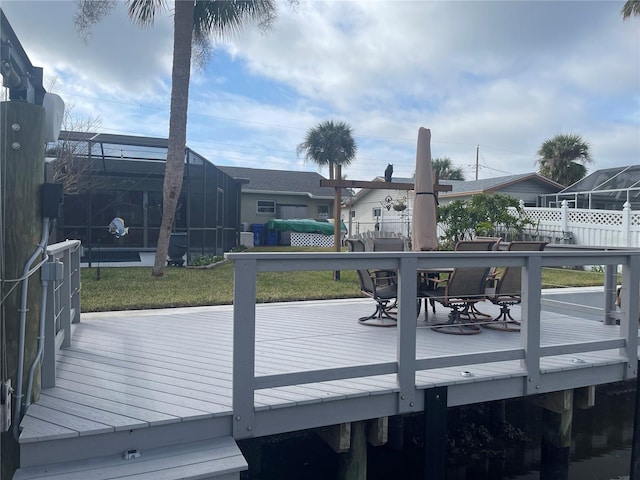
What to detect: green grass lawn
<box><xmin>80</xmin><ymin>247</ymin><xmax>612</xmax><ymax>312</ymax></box>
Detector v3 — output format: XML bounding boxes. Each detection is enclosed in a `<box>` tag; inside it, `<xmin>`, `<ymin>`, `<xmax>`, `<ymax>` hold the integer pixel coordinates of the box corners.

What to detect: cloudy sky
<box><xmin>2</xmin><ymin>0</ymin><xmax>639</xmax><ymax>181</ymax></box>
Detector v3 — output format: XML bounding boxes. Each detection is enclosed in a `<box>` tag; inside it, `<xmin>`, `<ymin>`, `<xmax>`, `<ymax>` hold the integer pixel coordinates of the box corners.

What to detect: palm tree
<box><xmin>622</xmin><ymin>0</ymin><xmax>640</xmax><ymax>19</ymax></box>
<box><xmin>432</xmin><ymin>157</ymin><xmax>465</xmax><ymax>180</ymax></box>
<box><xmin>536</xmin><ymin>133</ymin><xmax>592</xmax><ymax>187</ymax></box>
<box><xmin>75</xmin><ymin>0</ymin><xmax>277</xmax><ymax>277</ymax></box>
<box><xmin>296</xmin><ymin>120</ymin><xmax>357</xmax><ymax>179</ymax></box>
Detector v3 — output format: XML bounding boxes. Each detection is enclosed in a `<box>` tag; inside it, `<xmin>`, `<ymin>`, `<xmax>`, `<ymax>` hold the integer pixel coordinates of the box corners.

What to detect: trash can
<box><xmin>265</xmin><ymin>228</ymin><xmax>279</xmax><ymax>246</ymax></box>
<box><xmin>251</xmin><ymin>224</ymin><xmax>264</xmax><ymax>246</ymax></box>
<box><xmin>167</xmin><ymin>232</ymin><xmax>187</xmax><ymax>266</ymax></box>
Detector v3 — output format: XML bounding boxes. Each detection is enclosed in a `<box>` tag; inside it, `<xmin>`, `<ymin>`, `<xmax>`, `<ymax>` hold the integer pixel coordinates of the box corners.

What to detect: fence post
<box><xmin>561</xmin><ymin>200</ymin><xmax>569</xmax><ymax>234</ymax></box>
<box><xmin>623</xmin><ymin>202</ymin><xmax>631</xmax><ymax>247</ymax></box>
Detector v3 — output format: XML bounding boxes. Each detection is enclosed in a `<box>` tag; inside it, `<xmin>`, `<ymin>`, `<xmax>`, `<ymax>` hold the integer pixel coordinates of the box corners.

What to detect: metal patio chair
<box><xmin>347</xmin><ymin>239</ymin><xmax>398</xmax><ymax>327</ymax></box>
<box><xmin>424</xmin><ymin>263</ymin><xmax>492</xmax><ymax>335</ymax></box>
<box><xmin>485</xmin><ymin>241</ymin><xmax>547</xmax><ymax>332</ymax></box>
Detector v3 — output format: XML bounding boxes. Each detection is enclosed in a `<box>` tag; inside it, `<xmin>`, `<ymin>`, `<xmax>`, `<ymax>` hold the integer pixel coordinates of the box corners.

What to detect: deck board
<box><xmin>19</xmin><ymin>297</ymin><xmax>638</xmax><ymax>460</ymax></box>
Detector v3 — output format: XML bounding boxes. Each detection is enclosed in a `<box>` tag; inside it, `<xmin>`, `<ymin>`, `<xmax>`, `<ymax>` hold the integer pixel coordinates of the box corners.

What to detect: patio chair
<box><xmin>372</xmin><ymin>237</ymin><xmax>405</xmax><ymax>252</ymax></box>
<box><xmin>423</xmin><ymin>263</ymin><xmax>492</xmax><ymax>335</ymax></box>
<box><xmin>372</xmin><ymin>237</ymin><xmax>405</xmax><ymax>286</ymax></box>
<box><xmin>347</xmin><ymin>239</ymin><xmax>398</xmax><ymax>327</ymax></box>
<box><xmin>485</xmin><ymin>241</ymin><xmax>547</xmax><ymax>332</ymax></box>
<box><xmin>454</xmin><ymin>239</ymin><xmax>499</xmax><ymax>320</ymax></box>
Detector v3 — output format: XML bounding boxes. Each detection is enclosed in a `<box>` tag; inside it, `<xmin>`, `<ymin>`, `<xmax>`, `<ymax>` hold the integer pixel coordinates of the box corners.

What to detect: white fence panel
<box><xmin>356</xmin><ymin>200</ymin><xmax>640</xmax><ymax>248</ymax></box>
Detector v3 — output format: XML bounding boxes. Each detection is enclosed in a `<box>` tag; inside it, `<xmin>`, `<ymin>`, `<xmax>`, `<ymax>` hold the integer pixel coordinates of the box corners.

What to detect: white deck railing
<box><xmin>226</xmin><ymin>248</ymin><xmax>640</xmax><ymax>439</ymax></box>
<box><xmin>41</xmin><ymin>240</ymin><xmax>82</xmax><ymax>388</ymax></box>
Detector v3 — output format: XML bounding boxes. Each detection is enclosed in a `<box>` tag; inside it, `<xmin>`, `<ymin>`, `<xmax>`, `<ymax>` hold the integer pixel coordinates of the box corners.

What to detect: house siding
<box><xmin>240</xmin><ymin>192</ymin><xmax>333</xmax><ymax>225</ymax></box>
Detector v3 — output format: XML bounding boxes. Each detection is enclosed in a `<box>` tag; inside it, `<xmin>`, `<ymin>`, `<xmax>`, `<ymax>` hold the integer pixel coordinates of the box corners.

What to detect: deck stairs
<box><xmin>13</xmin><ymin>436</ymin><xmax>247</xmax><ymax>480</ymax></box>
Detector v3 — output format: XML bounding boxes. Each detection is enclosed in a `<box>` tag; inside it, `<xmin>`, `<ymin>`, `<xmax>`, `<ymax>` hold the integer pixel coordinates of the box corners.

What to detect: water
<box><xmin>238</xmin><ymin>382</ymin><xmax>636</xmax><ymax>479</ymax></box>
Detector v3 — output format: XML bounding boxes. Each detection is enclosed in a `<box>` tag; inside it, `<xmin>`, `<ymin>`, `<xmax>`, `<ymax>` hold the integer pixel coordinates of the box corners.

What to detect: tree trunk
<box><xmin>152</xmin><ymin>0</ymin><xmax>194</xmax><ymax>277</ymax></box>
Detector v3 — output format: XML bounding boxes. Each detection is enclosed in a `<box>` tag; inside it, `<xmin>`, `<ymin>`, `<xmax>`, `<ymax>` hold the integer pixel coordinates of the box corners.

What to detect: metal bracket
<box><xmin>1</xmin><ymin>380</ymin><xmax>12</xmax><ymax>432</ymax></box>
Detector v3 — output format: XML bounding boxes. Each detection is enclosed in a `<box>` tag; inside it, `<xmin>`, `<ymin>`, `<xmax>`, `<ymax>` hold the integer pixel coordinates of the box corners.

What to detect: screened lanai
<box><xmin>539</xmin><ymin>165</ymin><xmax>640</xmax><ymax>210</ymax></box>
<box><xmin>45</xmin><ymin>131</ymin><xmax>243</xmax><ymax>263</ymax></box>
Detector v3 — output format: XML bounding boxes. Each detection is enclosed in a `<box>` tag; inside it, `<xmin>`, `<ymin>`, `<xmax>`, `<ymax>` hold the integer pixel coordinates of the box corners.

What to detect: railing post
<box><xmin>521</xmin><ymin>254</ymin><xmax>542</xmax><ymax>394</ymax></box>
<box><xmin>61</xmin><ymin>249</ymin><xmax>72</xmax><ymax>347</ymax></box>
<box><xmin>621</xmin><ymin>254</ymin><xmax>640</xmax><ymax>380</ymax></box>
<box><xmin>604</xmin><ymin>263</ymin><xmax>618</xmax><ymax>325</ymax></box>
<box><xmin>232</xmin><ymin>257</ymin><xmax>257</xmax><ymax>439</ymax></box>
<box><xmin>71</xmin><ymin>243</ymin><xmax>81</xmax><ymax>324</ymax></box>
<box><xmin>41</xmin><ymin>259</ymin><xmax>58</xmax><ymax>389</ymax></box>
<box><xmin>397</xmin><ymin>256</ymin><xmax>418</xmax><ymax>414</ymax></box>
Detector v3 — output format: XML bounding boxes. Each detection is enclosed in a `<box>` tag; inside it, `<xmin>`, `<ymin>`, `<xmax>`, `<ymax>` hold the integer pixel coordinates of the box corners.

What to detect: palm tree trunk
<box><xmin>152</xmin><ymin>0</ymin><xmax>194</xmax><ymax>277</ymax></box>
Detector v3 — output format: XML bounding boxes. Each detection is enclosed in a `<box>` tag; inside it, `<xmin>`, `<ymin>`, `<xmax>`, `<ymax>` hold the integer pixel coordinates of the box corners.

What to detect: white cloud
<box><xmin>2</xmin><ymin>0</ymin><xmax>638</xmax><ymax>181</ymax></box>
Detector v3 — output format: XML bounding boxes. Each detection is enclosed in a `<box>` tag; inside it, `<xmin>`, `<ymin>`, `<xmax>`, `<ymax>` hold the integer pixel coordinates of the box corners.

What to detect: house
<box><xmin>344</xmin><ymin>173</ymin><xmax>563</xmax><ymax>237</ymax></box>
<box><xmin>438</xmin><ymin>173</ymin><xmax>564</xmax><ymax>206</ymax></box>
<box><xmin>46</xmin><ymin>131</ymin><xmax>243</xmax><ymax>263</ymax></box>
<box><xmin>218</xmin><ymin>166</ymin><xmax>351</xmax><ymax>245</ymax></box>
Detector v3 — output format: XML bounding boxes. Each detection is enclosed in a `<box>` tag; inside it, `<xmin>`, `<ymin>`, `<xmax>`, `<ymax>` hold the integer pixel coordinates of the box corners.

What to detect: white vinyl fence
<box><xmin>516</xmin><ymin>200</ymin><xmax>640</xmax><ymax>248</ymax></box>
<box><xmin>354</xmin><ymin>200</ymin><xmax>640</xmax><ymax>248</ymax></box>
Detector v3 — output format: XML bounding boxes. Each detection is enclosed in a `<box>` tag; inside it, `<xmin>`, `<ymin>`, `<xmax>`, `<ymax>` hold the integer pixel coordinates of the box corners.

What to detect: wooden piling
<box><xmin>0</xmin><ymin>100</ymin><xmax>45</xmax><ymax>478</ymax></box>
<box><xmin>424</xmin><ymin>387</ymin><xmax>447</xmax><ymax>480</ymax></box>
<box><xmin>337</xmin><ymin>420</ymin><xmax>367</xmax><ymax>480</ymax></box>
<box><xmin>539</xmin><ymin>390</ymin><xmax>573</xmax><ymax>480</ymax></box>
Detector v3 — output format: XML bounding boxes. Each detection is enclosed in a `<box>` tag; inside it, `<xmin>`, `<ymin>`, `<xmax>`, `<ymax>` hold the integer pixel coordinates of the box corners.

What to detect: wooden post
<box><xmin>1</xmin><ymin>101</ymin><xmax>45</xmax><ymax>397</ymax></box>
<box><xmin>1</xmin><ymin>101</ymin><xmax>45</xmax><ymax>478</ymax></box>
<box><xmin>333</xmin><ymin>164</ymin><xmax>341</xmax><ymax>281</ymax></box>
<box><xmin>539</xmin><ymin>390</ymin><xmax>573</xmax><ymax>480</ymax></box>
<box><xmin>337</xmin><ymin>420</ymin><xmax>366</xmax><ymax>480</ymax></box>
<box><xmin>631</xmin><ymin>373</ymin><xmax>640</xmax><ymax>480</ymax></box>
<box><xmin>424</xmin><ymin>387</ymin><xmax>447</xmax><ymax>480</ymax></box>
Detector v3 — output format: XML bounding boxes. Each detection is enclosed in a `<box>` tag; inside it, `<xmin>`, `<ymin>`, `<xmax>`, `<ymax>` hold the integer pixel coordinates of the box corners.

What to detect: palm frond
<box><xmin>193</xmin><ymin>0</ymin><xmax>276</xmax><ymax>42</ymax></box>
<box><xmin>622</xmin><ymin>0</ymin><xmax>640</xmax><ymax>20</ymax></box>
<box><xmin>127</xmin><ymin>0</ymin><xmax>167</xmax><ymax>27</ymax></box>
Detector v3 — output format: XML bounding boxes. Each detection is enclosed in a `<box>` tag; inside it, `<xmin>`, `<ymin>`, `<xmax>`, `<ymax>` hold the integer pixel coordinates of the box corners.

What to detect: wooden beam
<box><xmin>320</xmin><ymin>179</ymin><xmax>452</xmax><ymax>193</ymax></box>
<box><xmin>321</xmin><ymin>179</ymin><xmax>415</xmax><ymax>190</ymax></box>
<box><xmin>575</xmin><ymin>386</ymin><xmax>596</xmax><ymax>409</ymax></box>
<box><xmin>366</xmin><ymin>417</ymin><xmax>388</xmax><ymax>446</ymax></box>
<box><xmin>316</xmin><ymin>423</ymin><xmax>351</xmax><ymax>453</ymax></box>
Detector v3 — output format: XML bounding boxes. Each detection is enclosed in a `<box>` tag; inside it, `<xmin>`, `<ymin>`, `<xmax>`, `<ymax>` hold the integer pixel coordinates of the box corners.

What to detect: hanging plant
<box><xmin>393</xmin><ymin>196</ymin><xmax>407</xmax><ymax>211</ymax></box>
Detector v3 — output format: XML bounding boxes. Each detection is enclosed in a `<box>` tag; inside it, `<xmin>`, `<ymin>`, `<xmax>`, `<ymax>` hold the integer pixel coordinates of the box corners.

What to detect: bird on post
<box><xmin>384</xmin><ymin>163</ymin><xmax>393</xmax><ymax>182</ymax></box>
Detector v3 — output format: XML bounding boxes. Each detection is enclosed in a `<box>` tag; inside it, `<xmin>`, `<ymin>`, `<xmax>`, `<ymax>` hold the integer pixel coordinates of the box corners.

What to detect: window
<box><xmin>373</xmin><ymin>207</ymin><xmax>381</xmax><ymax>218</ymax></box>
<box><xmin>257</xmin><ymin>200</ymin><xmax>276</xmax><ymax>215</ymax></box>
<box><xmin>350</xmin><ymin>210</ymin><xmax>356</xmax><ymax>218</ymax></box>
<box><xmin>317</xmin><ymin>205</ymin><xmax>329</xmax><ymax>219</ymax></box>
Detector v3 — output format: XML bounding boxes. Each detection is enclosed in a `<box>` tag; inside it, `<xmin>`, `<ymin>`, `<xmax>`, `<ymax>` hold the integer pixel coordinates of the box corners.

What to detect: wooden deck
<box><xmin>16</xmin><ymin>294</ymin><xmax>636</xmax><ymax>476</ymax></box>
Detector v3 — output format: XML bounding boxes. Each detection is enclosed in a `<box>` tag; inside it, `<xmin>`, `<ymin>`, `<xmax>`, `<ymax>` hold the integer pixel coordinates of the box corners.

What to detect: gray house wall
<box><xmin>239</xmin><ymin>192</ymin><xmax>333</xmax><ymax>226</ymax></box>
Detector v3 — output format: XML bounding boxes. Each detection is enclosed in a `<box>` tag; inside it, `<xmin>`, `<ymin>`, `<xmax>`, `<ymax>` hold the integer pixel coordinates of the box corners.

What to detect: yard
<box><xmin>80</xmin><ymin>246</ymin><xmax>611</xmax><ymax>312</ymax></box>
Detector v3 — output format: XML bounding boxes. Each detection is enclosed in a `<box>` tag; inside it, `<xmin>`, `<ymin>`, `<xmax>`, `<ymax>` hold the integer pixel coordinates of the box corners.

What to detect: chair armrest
<box><xmin>370</xmin><ymin>270</ymin><xmax>397</xmax><ymax>287</ymax></box>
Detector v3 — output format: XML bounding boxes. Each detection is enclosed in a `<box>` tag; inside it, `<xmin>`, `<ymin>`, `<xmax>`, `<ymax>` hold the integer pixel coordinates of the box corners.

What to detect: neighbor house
<box><xmin>218</xmin><ymin>166</ymin><xmax>351</xmax><ymax>245</ymax></box>
<box><xmin>344</xmin><ymin>173</ymin><xmax>563</xmax><ymax>237</ymax></box>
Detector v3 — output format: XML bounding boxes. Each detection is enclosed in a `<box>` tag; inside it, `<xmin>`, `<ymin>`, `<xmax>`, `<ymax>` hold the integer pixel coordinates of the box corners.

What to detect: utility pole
<box><xmin>475</xmin><ymin>145</ymin><xmax>480</xmax><ymax>180</ymax></box>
